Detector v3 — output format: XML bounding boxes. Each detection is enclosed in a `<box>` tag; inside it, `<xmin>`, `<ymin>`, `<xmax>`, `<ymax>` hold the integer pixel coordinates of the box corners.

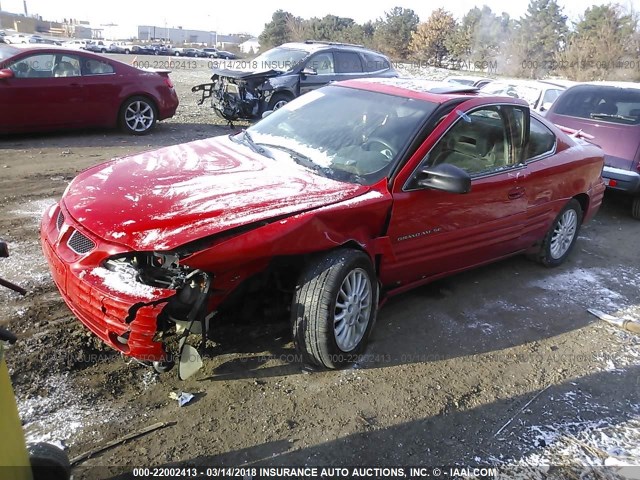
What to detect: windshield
<box><xmin>242</xmin><ymin>85</ymin><xmax>437</xmax><ymax>185</ymax></box>
<box><xmin>552</xmin><ymin>85</ymin><xmax>640</xmax><ymax>125</ymax></box>
<box><xmin>0</xmin><ymin>45</ymin><xmax>19</xmax><ymax>63</ymax></box>
<box><xmin>253</xmin><ymin>47</ymin><xmax>308</xmax><ymax>72</ymax></box>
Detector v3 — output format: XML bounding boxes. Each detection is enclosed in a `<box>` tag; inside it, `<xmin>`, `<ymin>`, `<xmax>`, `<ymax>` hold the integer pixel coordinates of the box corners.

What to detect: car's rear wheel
<box><xmin>124</xmin><ymin>49</ymin><xmax>130</xmax><ymax>54</ymax></box>
<box><xmin>100</xmin><ymin>48</ymin><xmax>106</xmax><ymax>53</ymax></box>
<box><xmin>267</xmin><ymin>92</ymin><xmax>292</xmax><ymax>111</ymax></box>
<box><xmin>532</xmin><ymin>199</ymin><xmax>582</xmax><ymax>267</ymax></box>
<box><xmin>631</xmin><ymin>197</ymin><xmax>640</xmax><ymax>220</ymax></box>
<box><xmin>120</xmin><ymin>96</ymin><xmax>157</xmax><ymax>135</ymax></box>
<box><xmin>292</xmin><ymin>249</ymin><xmax>378</xmax><ymax>369</ymax></box>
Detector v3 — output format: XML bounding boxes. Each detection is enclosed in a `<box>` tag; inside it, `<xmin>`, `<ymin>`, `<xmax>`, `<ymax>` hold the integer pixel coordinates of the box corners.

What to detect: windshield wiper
<box><xmin>590</xmin><ymin>113</ymin><xmax>635</xmax><ymax>122</ymax></box>
<box><xmin>257</xmin><ymin>143</ymin><xmax>330</xmax><ymax>177</ymax></box>
<box><xmin>237</xmin><ymin>130</ymin><xmax>274</xmax><ymax>159</ymax></box>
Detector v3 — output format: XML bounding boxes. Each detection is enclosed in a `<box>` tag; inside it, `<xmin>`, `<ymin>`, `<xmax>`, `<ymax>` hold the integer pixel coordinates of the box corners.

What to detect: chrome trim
<box><xmin>602</xmin><ymin>166</ymin><xmax>640</xmax><ymax>179</ymax></box>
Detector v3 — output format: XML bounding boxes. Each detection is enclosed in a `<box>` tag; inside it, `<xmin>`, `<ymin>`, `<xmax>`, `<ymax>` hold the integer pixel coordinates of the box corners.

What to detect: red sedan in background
<box><xmin>0</xmin><ymin>45</ymin><xmax>178</xmax><ymax>135</ymax></box>
<box><xmin>41</xmin><ymin>79</ymin><xmax>605</xmax><ymax>376</ymax></box>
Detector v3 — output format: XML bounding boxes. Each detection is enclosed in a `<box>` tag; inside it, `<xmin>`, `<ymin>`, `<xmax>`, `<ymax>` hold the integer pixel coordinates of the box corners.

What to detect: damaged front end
<box><xmin>103</xmin><ymin>252</ymin><xmax>211</xmax><ymax>378</ymax></box>
<box><xmin>40</xmin><ymin>207</ymin><xmax>212</xmax><ymax>379</ymax></box>
<box><xmin>192</xmin><ymin>68</ymin><xmax>281</xmax><ymax>122</ymax></box>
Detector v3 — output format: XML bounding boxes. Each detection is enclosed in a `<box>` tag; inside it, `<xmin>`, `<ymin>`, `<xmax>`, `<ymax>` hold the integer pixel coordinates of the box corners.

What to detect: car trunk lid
<box><xmin>548</xmin><ymin>114</ymin><xmax>640</xmax><ymax>171</ymax></box>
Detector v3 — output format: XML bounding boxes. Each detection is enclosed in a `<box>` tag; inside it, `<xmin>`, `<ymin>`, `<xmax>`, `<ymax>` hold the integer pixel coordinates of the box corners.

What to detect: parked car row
<box><xmin>1</xmin><ymin>41</ymin><xmax>638</xmax><ymax>221</ymax></box>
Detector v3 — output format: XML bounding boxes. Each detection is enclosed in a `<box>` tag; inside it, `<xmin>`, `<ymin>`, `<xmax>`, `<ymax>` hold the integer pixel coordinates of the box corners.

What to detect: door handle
<box><xmin>508</xmin><ymin>187</ymin><xmax>525</xmax><ymax>200</ymax></box>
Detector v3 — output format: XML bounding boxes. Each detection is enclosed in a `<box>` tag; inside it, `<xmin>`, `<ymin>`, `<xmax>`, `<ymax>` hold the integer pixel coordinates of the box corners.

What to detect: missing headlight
<box><xmin>104</xmin><ymin>252</ymin><xmax>191</xmax><ymax>289</ymax></box>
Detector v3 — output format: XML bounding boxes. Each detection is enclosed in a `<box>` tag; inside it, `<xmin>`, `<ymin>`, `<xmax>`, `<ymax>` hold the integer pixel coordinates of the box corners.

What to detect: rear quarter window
<box><xmin>362</xmin><ymin>52</ymin><xmax>390</xmax><ymax>72</ymax></box>
<box><xmin>552</xmin><ymin>85</ymin><xmax>640</xmax><ymax>125</ymax></box>
<box><xmin>526</xmin><ymin>118</ymin><xmax>556</xmax><ymax>160</ymax></box>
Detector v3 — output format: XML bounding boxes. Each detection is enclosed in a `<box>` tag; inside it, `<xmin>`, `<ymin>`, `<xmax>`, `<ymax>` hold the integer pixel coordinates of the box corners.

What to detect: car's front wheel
<box><xmin>267</xmin><ymin>92</ymin><xmax>292</xmax><ymax>111</ymax></box>
<box><xmin>120</xmin><ymin>96</ymin><xmax>157</xmax><ymax>135</ymax></box>
<box><xmin>532</xmin><ymin>199</ymin><xmax>583</xmax><ymax>267</ymax></box>
<box><xmin>292</xmin><ymin>249</ymin><xmax>378</xmax><ymax>369</ymax></box>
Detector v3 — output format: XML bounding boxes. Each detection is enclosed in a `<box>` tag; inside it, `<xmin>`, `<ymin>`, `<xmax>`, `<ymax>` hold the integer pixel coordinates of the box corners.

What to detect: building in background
<box><xmin>0</xmin><ymin>11</ymin><xmax>101</xmax><ymax>39</ymax></box>
<box><xmin>137</xmin><ymin>25</ymin><xmax>247</xmax><ymax>47</ymax></box>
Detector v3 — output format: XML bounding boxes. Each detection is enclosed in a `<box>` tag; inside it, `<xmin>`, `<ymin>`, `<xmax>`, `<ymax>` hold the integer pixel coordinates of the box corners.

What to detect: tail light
<box><xmin>164</xmin><ymin>76</ymin><xmax>174</xmax><ymax>89</ymax></box>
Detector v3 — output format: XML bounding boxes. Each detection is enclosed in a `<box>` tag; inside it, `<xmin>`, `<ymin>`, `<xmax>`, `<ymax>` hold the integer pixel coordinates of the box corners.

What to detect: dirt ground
<box><xmin>1</xmin><ymin>55</ymin><xmax>639</xmax><ymax>480</ymax></box>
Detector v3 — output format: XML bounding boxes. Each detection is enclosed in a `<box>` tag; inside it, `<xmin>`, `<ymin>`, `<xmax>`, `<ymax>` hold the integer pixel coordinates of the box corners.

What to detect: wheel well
<box><xmin>573</xmin><ymin>193</ymin><xmax>589</xmax><ymax>222</ymax></box>
<box><xmin>214</xmin><ymin>244</ymin><xmax>373</xmax><ymax>325</ymax></box>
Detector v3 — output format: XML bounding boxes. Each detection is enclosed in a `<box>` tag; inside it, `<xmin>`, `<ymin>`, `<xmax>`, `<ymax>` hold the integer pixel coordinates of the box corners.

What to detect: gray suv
<box><xmin>192</xmin><ymin>40</ymin><xmax>398</xmax><ymax>122</ymax></box>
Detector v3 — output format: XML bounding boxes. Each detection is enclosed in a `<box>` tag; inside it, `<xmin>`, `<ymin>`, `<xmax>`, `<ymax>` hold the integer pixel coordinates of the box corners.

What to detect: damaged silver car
<box><xmin>192</xmin><ymin>40</ymin><xmax>398</xmax><ymax>122</ymax></box>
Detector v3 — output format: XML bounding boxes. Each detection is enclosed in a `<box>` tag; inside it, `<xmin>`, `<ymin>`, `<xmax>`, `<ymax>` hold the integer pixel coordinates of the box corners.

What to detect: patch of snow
<box><xmin>90</xmin><ymin>267</ymin><xmax>162</xmax><ymax>300</ymax></box>
<box><xmin>9</xmin><ymin>198</ymin><xmax>57</xmax><ymax>224</ymax></box>
<box><xmin>18</xmin><ymin>373</ymin><xmax>120</xmax><ymax>447</ymax></box>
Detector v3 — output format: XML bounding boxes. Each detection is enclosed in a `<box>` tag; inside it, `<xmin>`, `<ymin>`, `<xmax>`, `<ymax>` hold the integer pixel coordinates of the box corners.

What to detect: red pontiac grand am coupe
<box><xmin>0</xmin><ymin>45</ymin><xmax>178</xmax><ymax>135</ymax></box>
<box><xmin>41</xmin><ymin>78</ymin><xmax>605</xmax><ymax>375</ymax></box>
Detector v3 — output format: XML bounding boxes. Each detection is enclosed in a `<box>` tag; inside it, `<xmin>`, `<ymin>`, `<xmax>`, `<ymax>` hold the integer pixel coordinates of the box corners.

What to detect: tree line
<box><xmin>258</xmin><ymin>0</ymin><xmax>640</xmax><ymax>81</ymax></box>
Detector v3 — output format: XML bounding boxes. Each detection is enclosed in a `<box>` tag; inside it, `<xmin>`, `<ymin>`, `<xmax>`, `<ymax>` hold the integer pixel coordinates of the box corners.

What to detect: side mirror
<box><xmin>0</xmin><ymin>69</ymin><xmax>14</xmax><ymax>80</ymax></box>
<box><xmin>301</xmin><ymin>67</ymin><xmax>317</xmax><ymax>76</ymax></box>
<box><xmin>417</xmin><ymin>163</ymin><xmax>471</xmax><ymax>194</ymax></box>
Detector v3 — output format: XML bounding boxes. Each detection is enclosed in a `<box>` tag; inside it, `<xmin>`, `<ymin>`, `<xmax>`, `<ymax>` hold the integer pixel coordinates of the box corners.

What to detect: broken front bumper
<box><xmin>40</xmin><ymin>203</ymin><xmax>175</xmax><ymax>363</ymax></box>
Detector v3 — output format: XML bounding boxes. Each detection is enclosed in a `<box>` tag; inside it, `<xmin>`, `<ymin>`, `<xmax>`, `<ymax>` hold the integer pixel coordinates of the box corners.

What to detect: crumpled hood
<box><xmin>211</xmin><ymin>67</ymin><xmax>281</xmax><ymax>80</ymax></box>
<box><xmin>63</xmin><ymin>136</ymin><xmax>368</xmax><ymax>251</ymax></box>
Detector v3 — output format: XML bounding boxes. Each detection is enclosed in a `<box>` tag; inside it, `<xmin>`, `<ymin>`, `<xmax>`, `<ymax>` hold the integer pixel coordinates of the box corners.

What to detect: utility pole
<box><xmin>23</xmin><ymin>0</ymin><xmax>28</xmax><ymax>16</ymax></box>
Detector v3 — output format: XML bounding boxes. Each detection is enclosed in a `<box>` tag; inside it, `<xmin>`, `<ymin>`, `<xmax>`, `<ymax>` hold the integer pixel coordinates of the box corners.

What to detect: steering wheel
<box><xmin>363</xmin><ymin>137</ymin><xmax>396</xmax><ymax>161</ymax></box>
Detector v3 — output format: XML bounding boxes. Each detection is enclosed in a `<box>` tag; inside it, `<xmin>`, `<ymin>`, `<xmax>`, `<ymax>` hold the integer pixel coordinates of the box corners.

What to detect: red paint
<box><xmin>0</xmin><ymin>47</ymin><xmax>178</xmax><ymax>134</ymax></box>
<box><xmin>41</xmin><ymin>79</ymin><xmax>606</xmax><ymax>363</ymax></box>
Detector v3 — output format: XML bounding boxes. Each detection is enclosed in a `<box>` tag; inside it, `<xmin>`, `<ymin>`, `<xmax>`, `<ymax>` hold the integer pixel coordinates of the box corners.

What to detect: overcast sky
<box><xmin>2</xmin><ymin>0</ymin><xmax>640</xmax><ymax>37</ymax></box>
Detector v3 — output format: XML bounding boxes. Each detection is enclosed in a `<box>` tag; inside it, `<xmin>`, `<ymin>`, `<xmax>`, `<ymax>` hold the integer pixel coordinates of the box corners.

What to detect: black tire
<box><xmin>119</xmin><ymin>96</ymin><xmax>157</xmax><ymax>135</ymax></box>
<box><xmin>124</xmin><ymin>49</ymin><xmax>130</xmax><ymax>54</ymax></box>
<box><xmin>28</xmin><ymin>442</ymin><xmax>71</xmax><ymax>480</ymax></box>
<box><xmin>154</xmin><ymin>49</ymin><xmax>159</xmax><ymax>55</ymax></box>
<box><xmin>100</xmin><ymin>48</ymin><xmax>106</xmax><ymax>53</ymax></box>
<box><xmin>292</xmin><ymin>249</ymin><xmax>378</xmax><ymax>369</ymax></box>
<box><xmin>532</xmin><ymin>199</ymin><xmax>583</xmax><ymax>267</ymax></box>
<box><xmin>631</xmin><ymin>197</ymin><xmax>640</xmax><ymax>220</ymax></box>
<box><xmin>174</xmin><ymin>51</ymin><xmax>180</xmax><ymax>56</ymax></box>
<box><xmin>267</xmin><ymin>92</ymin><xmax>292</xmax><ymax>111</ymax></box>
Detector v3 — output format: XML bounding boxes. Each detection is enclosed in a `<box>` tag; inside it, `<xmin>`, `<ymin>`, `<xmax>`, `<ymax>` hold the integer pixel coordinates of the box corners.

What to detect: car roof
<box><xmin>279</xmin><ymin>40</ymin><xmax>387</xmax><ymax>56</ymax></box>
<box><xmin>0</xmin><ymin>45</ymin><xmax>136</xmax><ymax>68</ymax></box>
<box><xmin>570</xmin><ymin>81</ymin><xmax>640</xmax><ymax>91</ymax></box>
<box><xmin>340</xmin><ymin>77</ymin><xmax>529</xmax><ymax>105</ymax></box>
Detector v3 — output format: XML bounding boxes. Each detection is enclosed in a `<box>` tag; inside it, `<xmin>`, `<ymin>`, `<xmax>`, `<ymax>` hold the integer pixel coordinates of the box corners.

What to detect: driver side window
<box><xmin>306</xmin><ymin>53</ymin><xmax>335</xmax><ymax>74</ymax></box>
<box><xmin>426</xmin><ymin>107</ymin><xmax>514</xmax><ymax>176</ymax></box>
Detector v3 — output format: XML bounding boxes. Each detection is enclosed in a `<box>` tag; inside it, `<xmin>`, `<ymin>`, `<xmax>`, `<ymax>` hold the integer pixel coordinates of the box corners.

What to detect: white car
<box><xmin>480</xmin><ymin>79</ymin><xmax>574</xmax><ymax>113</ymax></box>
<box><xmin>62</xmin><ymin>39</ymin><xmax>91</xmax><ymax>50</ymax></box>
<box><xmin>4</xmin><ymin>33</ymin><xmax>29</xmax><ymax>44</ymax></box>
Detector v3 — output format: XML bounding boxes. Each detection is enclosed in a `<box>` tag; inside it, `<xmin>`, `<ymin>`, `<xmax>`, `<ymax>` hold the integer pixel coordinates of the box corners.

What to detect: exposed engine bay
<box><xmin>192</xmin><ymin>68</ymin><xmax>282</xmax><ymax>122</ymax></box>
